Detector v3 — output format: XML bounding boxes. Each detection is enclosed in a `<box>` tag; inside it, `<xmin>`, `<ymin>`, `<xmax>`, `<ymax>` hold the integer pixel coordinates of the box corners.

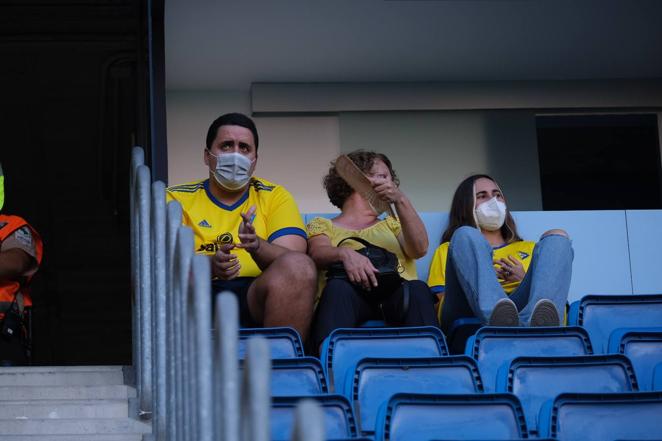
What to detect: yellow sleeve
<box><xmin>264</xmin><ymin>186</ymin><xmax>307</xmax><ymax>242</ymax></box>
<box><xmin>306</xmin><ymin>217</ymin><xmax>332</xmax><ymax>238</ymax></box>
<box><xmin>384</xmin><ymin>216</ymin><xmax>402</xmax><ymax>236</ymax></box>
<box><xmin>427</xmin><ymin>243</ymin><xmax>449</xmax><ymax>294</ymax></box>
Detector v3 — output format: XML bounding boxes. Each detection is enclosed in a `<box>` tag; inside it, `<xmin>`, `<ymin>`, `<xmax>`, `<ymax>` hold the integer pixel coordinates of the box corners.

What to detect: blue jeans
<box><xmin>440</xmin><ymin>226</ymin><xmax>573</xmax><ymax>331</ymax></box>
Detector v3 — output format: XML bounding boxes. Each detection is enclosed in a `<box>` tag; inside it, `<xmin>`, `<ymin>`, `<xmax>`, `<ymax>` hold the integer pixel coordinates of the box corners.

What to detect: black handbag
<box><xmin>326</xmin><ymin>236</ymin><xmax>404</xmax><ymax>300</ymax></box>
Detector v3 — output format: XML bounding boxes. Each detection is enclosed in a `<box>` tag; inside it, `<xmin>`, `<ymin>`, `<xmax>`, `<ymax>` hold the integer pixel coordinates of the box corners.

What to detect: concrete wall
<box><xmin>166</xmin><ymin>90</ymin><xmax>543</xmax><ymax>212</ymax></box>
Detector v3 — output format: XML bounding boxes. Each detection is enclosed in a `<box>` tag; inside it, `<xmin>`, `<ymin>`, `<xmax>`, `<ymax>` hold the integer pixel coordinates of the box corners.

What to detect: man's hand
<box><xmin>236</xmin><ymin>205</ymin><xmax>260</xmax><ymax>254</ymax></box>
<box><xmin>495</xmin><ymin>255</ymin><xmax>525</xmax><ymax>283</ymax></box>
<box><xmin>371</xmin><ymin>177</ymin><xmax>402</xmax><ymax>203</ymax></box>
<box><xmin>341</xmin><ymin>247</ymin><xmax>379</xmax><ymax>291</ymax></box>
<box><xmin>211</xmin><ymin>243</ymin><xmax>240</xmax><ymax>280</ymax></box>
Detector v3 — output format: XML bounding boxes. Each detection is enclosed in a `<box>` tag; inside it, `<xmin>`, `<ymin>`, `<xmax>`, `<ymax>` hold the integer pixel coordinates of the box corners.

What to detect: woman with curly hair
<box><xmin>307</xmin><ymin>150</ymin><xmax>438</xmax><ymax>349</ymax></box>
<box><xmin>428</xmin><ymin>174</ymin><xmax>573</xmax><ymax>333</ymax></box>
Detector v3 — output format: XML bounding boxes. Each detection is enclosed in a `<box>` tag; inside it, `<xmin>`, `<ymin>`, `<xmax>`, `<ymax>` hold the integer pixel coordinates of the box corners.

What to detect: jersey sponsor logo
<box><xmin>518</xmin><ymin>251</ymin><xmax>530</xmax><ymax>259</ymax></box>
<box><xmin>251</xmin><ymin>180</ymin><xmax>274</xmax><ymax>192</ymax></box>
<box><xmin>197</xmin><ymin>232</ymin><xmax>234</xmax><ymax>253</ymax></box>
<box><xmin>198</xmin><ymin>219</ymin><xmax>212</xmax><ymax>228</ymax></box>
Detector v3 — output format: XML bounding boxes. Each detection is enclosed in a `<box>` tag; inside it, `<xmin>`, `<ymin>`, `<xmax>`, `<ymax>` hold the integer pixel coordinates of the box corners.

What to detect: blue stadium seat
<box><xmin>567</xmin><ymin>294</ymin><xmax>662</xmax><ymax>353</ymax></box>
<box><xmin>608</xmin><ymin>327</ymin><xmax>662</xmax><ymax>391</ymax></box>
<box><xmin>374</xmin><ymin>393</ymin><xmax>528</xmax><ymax>441</ymax></box>
<box><xmin>271</xmin><ymin>395</ymin><xmax>357</xmax><ymax>441</ymax></box>
<box><xmin>447</xmin><ymin>317</ymin><xmax>482</xmax><ymax>354</ymax></box>
<box><xmin>466</xmin><ymin>326</ymin><xmax>593</xmax><ymax>392</ymax></box>
<box><xmin>320</xmin><ymin>326</ymin><xmax>448</xmax><ymax>394</ymax></box>
<box><xmin>270</xmin><ymin>357</ymin><xmax>328</xmax><ymax>396</ymax></box>
<box><xmin>538</xmin><ymin>392</ymin><xmax>662</xmax><ymax>441</ymax></box>
<box><xmin>497</xmin><ymin>355</ymin><xmax>638</xmax><ymax>436</ymax></box>
<box><xmin>349</xmin><ymin>356</ymin><xmax>483</xmax><ymax>437</ymax></box>
<box><xmin>238</xmin><ymin>327</ymin><xmax>304</xmax><ymax>359</ymax></box>
<box><xmin>653</xmin><ymin>362</ymin><xmax>662</xmax><ymax>391</ymax></box>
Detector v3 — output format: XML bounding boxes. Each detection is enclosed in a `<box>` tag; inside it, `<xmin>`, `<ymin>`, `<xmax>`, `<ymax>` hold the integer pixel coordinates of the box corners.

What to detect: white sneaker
<box><xmin>530</xmin><ymin>299</ymin><xmax>560</xmax><ymax>327</ymax></box>
<box><xmin>489</xmin><ymin>298</ymin><xmax>519</xmax><ymax>327</ymax></box>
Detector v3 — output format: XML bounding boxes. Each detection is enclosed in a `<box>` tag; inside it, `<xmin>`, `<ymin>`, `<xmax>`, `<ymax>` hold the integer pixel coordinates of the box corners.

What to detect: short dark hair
<box><xmin>206</xmin><ymin>113</ymin><xmax>259</xmax><ymax>151</ymax></box>
<box><xmin>323</xmin><ymin>150</ymin><xmax>399</xmax><ymax>209</ymax></box>
<box><xmin>441</xmin><ymin>173</ymin><xmax>522</xmax><ymax>244</ymax></box>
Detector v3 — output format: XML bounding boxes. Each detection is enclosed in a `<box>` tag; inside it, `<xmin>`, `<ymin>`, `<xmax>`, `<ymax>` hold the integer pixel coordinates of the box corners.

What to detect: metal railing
<box><xmin>129</xmin><ymin>146</ymin><xmax>322</xmax><ymax>440</ymax></box>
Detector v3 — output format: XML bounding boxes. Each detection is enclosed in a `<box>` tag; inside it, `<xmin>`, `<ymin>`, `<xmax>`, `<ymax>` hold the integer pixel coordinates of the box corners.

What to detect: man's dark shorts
<box><xmin>212</xmin><ymin>277</ymin><xmax>259</xmax><ymax>327</ymax></box>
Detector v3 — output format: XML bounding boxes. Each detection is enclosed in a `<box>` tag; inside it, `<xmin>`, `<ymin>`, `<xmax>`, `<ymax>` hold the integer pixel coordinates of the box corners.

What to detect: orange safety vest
<box><xmin>0</xmin><ymin>215</ymin><xmax>43</xmax><ymax>317</ymax></box>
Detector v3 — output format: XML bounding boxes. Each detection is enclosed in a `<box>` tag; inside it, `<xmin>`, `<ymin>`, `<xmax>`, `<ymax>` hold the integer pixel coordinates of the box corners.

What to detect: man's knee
<box><xmin>272</xmin><ymin>251</ymin><xmax>317</xmax><ymax>283</ymax></box>
<box><xmin>541</xmin><ymin>228</ymin><xmax>570</xmax><ymax>240</ymax></box>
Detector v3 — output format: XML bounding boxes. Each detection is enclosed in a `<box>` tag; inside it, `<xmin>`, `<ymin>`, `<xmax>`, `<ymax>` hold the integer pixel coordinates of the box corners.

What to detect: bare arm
<box><xmin>372</xmin><ymin>178</ymin><xmax>428</xmax><ymax>259</ymax></box>
<box><xmin>0</xmin><ymin>248</ymin><xmax>34</xmax><ymax>281</ymax></box>
<box><xmin>236</xmin><ymin>205</ymin><xmax>307</xmax><ymax>271</ymax></box>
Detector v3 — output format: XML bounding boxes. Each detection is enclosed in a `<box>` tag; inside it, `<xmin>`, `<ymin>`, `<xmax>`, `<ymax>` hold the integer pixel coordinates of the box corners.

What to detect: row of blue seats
<box><xmin>239</xmin><ymin>324</ymin><xmax>662</xmax><ymax>393</ymax></box>
<box><xmin>270</xmin><ymin>390</ymin><xmax>662</xmax><ymax>440</ymax></box>
<box><xmin>256</xmin><ymin>348</ymin><xmax>662</xmax><ymax>437</ymax></box>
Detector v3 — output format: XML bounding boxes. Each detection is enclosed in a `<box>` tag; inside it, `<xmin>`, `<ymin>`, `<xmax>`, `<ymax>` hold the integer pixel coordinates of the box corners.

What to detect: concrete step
<box><xmin>0</xmin><ymin>436</ymin><xmax>142</xmax><ymax>441</ymax></box>
<box><xmin>0</xmin><ymin>399</ymin><xmax>128</xmax><ymax>419</ymax></box>
<box><xmin>0</xmin><ymin>385</ymin><xmax>136</xmax><ymax>401</ymax></box>
<box><xmin>0</xmin><ymin>418</ymin><xmax>151</xmax><ymax>436</ymax></box>
<box><xmin>0</xmin><ymin>366</ymin><xmax>125</xmax><ymax>387</ymax></box>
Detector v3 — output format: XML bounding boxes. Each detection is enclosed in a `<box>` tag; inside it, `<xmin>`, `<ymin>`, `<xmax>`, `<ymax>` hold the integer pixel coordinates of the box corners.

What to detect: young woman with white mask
<box><xmin>427</xmin><ymin>174</ymin><xmax>574</xmax><ymax>334</ymax></box>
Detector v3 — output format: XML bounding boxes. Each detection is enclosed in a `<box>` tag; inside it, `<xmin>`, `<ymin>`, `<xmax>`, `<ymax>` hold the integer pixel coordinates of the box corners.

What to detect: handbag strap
<box><xmin>336</xmin><ymin>236</ymin><xmax>390</xmax><ymax>253</ymax></box>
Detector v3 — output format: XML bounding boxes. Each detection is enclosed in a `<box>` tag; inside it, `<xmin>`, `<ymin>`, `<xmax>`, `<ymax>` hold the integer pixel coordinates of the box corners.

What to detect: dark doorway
<box><xmin>1</xmin><ymin>0</ymin><xmax>165</xmax><ymax>364</ymax></box>
<box><xmin>536</xmin><ymin>113</ymin><xmax>662</xmax><ymax>211</ymax></box>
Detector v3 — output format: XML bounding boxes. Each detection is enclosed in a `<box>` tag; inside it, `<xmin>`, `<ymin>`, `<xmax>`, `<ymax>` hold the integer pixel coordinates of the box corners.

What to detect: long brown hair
<box><xmin>441</xmin><ymin>174</ymin><xmax>522</xmax><ymax>244</ymax></box>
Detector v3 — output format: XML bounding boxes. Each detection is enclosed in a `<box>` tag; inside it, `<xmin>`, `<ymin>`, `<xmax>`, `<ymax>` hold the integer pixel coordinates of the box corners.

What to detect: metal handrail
<box><xmin>151</xmin><ymin>181</ymin><xmax>167</xmax><ymax>438</ymax></box>
<box><xmin>136</xmin><ymin>164</ymin><xmax>152</xmax><ymax>415</ymax></box>
<box><xmin>292</xmin><ymin>400</ymin><xmax>325</xmax><ymax>441</ymax></box>
<box><xmin>130</xmin><ymin>146</ymin><xmax>280</xmax><ymax>441</ymax></box>
<box><xmin>215</xmin><ymin>292</ymin><xmax>240</xmax><ymax>441</ymax></box>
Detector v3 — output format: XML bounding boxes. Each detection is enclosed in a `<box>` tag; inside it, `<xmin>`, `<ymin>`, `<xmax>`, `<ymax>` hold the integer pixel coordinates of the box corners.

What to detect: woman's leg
<box><xmin>381</xmin><ymin>280</ymin><xmax>439</xmax><ymax>328</ymax></box>
<box><xmin>444</xmin><ymin>226</ymin><xmax>510</xmax><ymax>324</ymax></box>
<box><xmin>509</xmin><ymin>231</ymin><xmax>574</xmax><ymax>325</ymax></box>
<box><xmin>310</xmin><ymin>278</ymin><xmax>374</xmax><ymax>348</ymax></box>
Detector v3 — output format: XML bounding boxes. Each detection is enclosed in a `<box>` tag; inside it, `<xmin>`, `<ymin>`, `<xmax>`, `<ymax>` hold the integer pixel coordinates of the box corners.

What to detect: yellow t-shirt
<box><xmin>166</xmin><ymin>177</ymin><xmax>306</xmax><ymax>278</ymax></box>
<box><xmin>427</xmin><ymin>240</ymin><xmax>536</xmax><ymax>322</ymax></box>
<box><xmin>306</xmin><ymin>216</ymin><xmax>418</xmax><ymax>305</ymax></box>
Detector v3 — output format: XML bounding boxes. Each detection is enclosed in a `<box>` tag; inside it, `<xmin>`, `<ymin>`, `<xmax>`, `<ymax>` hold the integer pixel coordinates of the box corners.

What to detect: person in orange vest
<box><xmin>0</xmin><ymin>163</ymin><xmax>44</xmax><ymax>365</ymax></box>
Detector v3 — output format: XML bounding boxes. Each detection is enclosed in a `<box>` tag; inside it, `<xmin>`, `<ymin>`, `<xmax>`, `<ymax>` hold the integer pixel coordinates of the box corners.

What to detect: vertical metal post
<box><xmin>173</xmin><ymin>227</ymin><xmax>194</xmax><ymax>441</ymax></box>
<box><xmin>151</xmin><ymin>181</ymin><xmax>167</xmax><ymax>438</ymax></box>
<box><xmin>291</xmin><ymin>400</ymin><xmax>325</xmax><ymax>441</ymax></box>
<box><xmin>130</xmin><ymin>147</ymin><xmax>144</xmax><ymax>394</ymax></box>
<box><xmin>241</xmin><ymin>337</ymin><xmax>271</xmax><ymax>441</ymax></box>
<box><xmin>215</xmin><ymin>292</ymin><xmax>240</xmax><ymax>441</ymax></box>
<box><xmin>189</xmin><ymin>255</ymin><xmax>214</xmax><ymax>441</ymax></box>
<box><xmin>137</xmin><ymin>164</ymin><xmax>152</xmax><ymax>415</ymax></box>
<box><xmin>165</xmin><ymin>201</ymin><xmax>182</xmax><ymax>441</ymax></box>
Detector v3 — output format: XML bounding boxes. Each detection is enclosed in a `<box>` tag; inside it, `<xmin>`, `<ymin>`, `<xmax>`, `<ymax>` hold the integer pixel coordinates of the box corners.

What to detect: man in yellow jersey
<box><xmin>166</xmin><ymin>113</ymin><xmax>316</xmax><ymax>340</ymax></box>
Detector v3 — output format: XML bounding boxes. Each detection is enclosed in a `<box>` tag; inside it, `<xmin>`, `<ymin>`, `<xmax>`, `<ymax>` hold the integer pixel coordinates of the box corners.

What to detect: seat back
<box><xmin>467</xmin><ymin>326</ymin><xmax>593</xmax><ymax>392</ymax></box>
<box><xmin>539</xmin><ymin>392</ymin><xmax>662</xmax><ymax>441</ymax></box>
<box><xmin>321</xmin><ymin>326</ymin><xmax>448</xmax><ymax>394</ymax></box>
<box><xmin>609</xmin><ymin>327</ymin><xmax>662</xmax><ymax>391</ymax></box>
<box><xmin>568</xmin><ymin>294</ymin><xmax>662</xmax><ymax>353</ymax></box>
<box><xmin>499</xmin><ymin>355</ymin><xmax>638</xmax><ymax>435</ymax></box>
<box><xmin>351</xmin><ymin>356</ymin><xmax>483</xmax><ymax>436</ymax></box>
<box><xmin>375</xmin><ymin>393</ymin><xmax>528</xmax><ymax>441</ymax></box>
<box><xmin>238</xmin><ymin>327</ymin><xmax>304</xmax><ymax>359</ymax></box>
<box><xmin>271</xmin><ymin>395</ymin><xmax>357</xmax><ymax>441</ymax></box>
<box><xmin>270</xmin><ymin>357</ymin><xmax>328</xmax><ymax>396</ymax></box>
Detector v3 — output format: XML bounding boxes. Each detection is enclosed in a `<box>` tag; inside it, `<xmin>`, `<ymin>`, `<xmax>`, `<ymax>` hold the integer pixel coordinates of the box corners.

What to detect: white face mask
<box><xmin>210</xmin><ymin>152</ymin><xmax>254</xmax><ymax>191</ymax></box>
<box><xmin>475</xmin><ymin>196</ymin><xmax>507</xmax><ymax>231</ymax></box>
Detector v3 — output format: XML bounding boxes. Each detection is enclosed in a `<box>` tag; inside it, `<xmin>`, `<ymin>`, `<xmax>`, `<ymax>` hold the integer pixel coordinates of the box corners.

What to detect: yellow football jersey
<box><xmin>166</xmin><ymin>177</ymin><xmax>307</xmax><ymax>278</ymax></box>
<box><xmin>427</xmin><ymin>240</ymin><xmax>535</xmax><ymax>297</ymax></box>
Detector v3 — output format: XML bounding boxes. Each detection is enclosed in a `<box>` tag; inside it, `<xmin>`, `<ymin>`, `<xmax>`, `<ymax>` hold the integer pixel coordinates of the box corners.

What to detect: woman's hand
<box><xmin>494</xmin><ymin>255</ymin><xmax>525</xmax><ymax>282</ymax></box>
<box><xmin>371</xmin><ymin>176</ymin><xmax>402</xmax><ymax>203</ymax></box>
<box><xmin>340</xmin><ymin>247</ymin><xmax>379</xmax><ymax>291</ymax></box>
